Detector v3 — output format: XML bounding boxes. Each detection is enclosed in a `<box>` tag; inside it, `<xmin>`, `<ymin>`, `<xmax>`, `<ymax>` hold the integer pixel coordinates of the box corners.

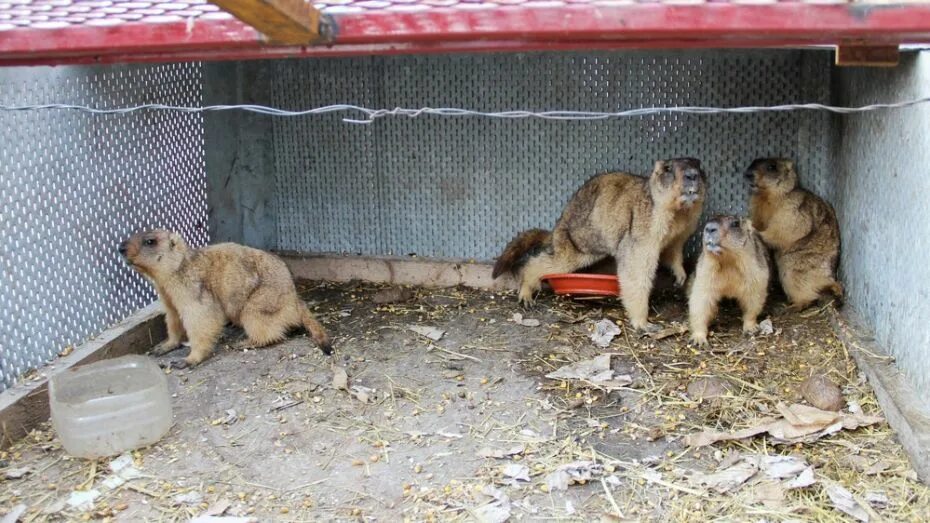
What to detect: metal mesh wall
<box><xmin>0</xmin><ymin>63</ymin><xmax>208</xmax><ymax>390</ymax></box>
<box><xmin>270</xmin><ymin>50</ymin><xmax>833</xmax><ymax>259</ymax></box>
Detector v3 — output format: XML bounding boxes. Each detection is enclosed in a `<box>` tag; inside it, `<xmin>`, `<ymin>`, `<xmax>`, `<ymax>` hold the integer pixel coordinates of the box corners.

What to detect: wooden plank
<box><xmin>278</xmin><ymin>252</ymin><xmax>519</xmax><ymax>291</ymax></box>
<box><xmin>833</xmin><ymin>310</ymin><xmax>930</xmax><ymax>484</ymax></box>
<box><xmin>0</xmin><ymin>303</ymin><xmax>166</xmax><ymax>448</ymax></box>
<box><xmin>835</xmin><ymin>45</ymin><xmax>900</xmax><ymax>67</ymax></box>
<box><xmin>208</xmin><ymin>0</ymin><xmax>326</xmax><ymax>45</ymax></box>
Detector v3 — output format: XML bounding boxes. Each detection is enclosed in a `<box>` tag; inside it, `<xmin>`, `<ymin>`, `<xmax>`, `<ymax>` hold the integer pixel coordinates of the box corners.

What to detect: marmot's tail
<box><xmin>300</xmin><ymin>304</ymin><xmax>333</xmax><ymax>355</ymax></box>
<box><xmin>492</xmin><ymin>229</ymin><xmax>551</xmax><ymax>279</ymax></box>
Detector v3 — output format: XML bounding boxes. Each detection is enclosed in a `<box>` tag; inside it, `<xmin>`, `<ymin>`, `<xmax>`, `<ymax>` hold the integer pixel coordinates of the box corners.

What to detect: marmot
<box><xmin>745</xmin><ymin>158</ymin><xmax>843</xmax><ymax>311</ymax></box>
<box><xmin>493</xmin><ymin>158</ymin><xmax>707</xmax><ymax>331</ymax></box>
<box><xmin>688</xmin><ymin>216</ymin><xmax>770</xmax><ymax>346</ymax></box>
<box><xmin>118</xmin><ymin>230</ymin><xmax>332</xmax><ymax>368</ymax></box>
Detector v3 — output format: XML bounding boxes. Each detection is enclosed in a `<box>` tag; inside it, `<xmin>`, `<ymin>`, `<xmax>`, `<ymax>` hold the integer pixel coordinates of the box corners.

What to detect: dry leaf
<box><xmin>842</xmin><ymin>454</ymin><xmax>872</xmax><ymax>473</ymax></box>
<box><xmin>684</xmin><ymin>403</ymin><xmax>883</xmax><ymax>447</ymax></box>
<box><xmin>201</xmin><ymin>499</ymin><xmax>232</xmax><ymax>517</ymax></box>
<box><xmin>349</xmin><ymin>385</ymin><xmax>375</xmax><ymax>403</ymax></box>
<box><xmin>332</xmin><ymin>366</ymin><xmax>349</xmax><ymax>390</ymax></box>
<box><xmin>590</xmin><ymin>319</ymin><xmax>621</xmax><ymax>348</ymax></box>
<box><xmin>545</xmin><ymin>470</ymin><xmax>570</xmax><ymax>492</ymax></box>
<box><xmin>760</xmin><ymin>456</ymin><xmax>808</xmax><ymax>479</ymax></box>
<box><xmin>1</xmin><ymin>504</ymin><xmax>26</xmax><ymax>523</ymax></box>
<box><xmin>757</xmin><ymin>318</ymin><xmax>775</xmax><ymax>336</ymax></box>
<box><xmin>190</xmin><ymin>517</ymin><xmax>258</xmax><ymax>523</ymax></box>
<box><xmin>751</xmin><ymin>481</ymin><xmax>786</xmax><ymax>508</ymax></box>
<box><xmin>544</xmin><ymin>461</ymin><xmax>603</xmax><ymax>491</ymax></box>
<box><xmin>681</xmin><ymin>459</ymin><xmax>759</xmax><ymax>493</ymax></box>
<box><xmin>545</xmin><ymin>355</ymin><xmax>632</xmax><ymax>390</ymax></box>
<box><xmin>173</xmin><ymin>491</ymin><xmax>204</xmax><ymax>506</ymax></box>
<box><xmin>512</xmin><ymin>313</ymin><xmax>541</xmax><ymax>327</ymax></box>
<box><xmin>67</xmin><ymin>490</ymin><xmax>100</xmax><ymax>510</ymax></box>
<box><xmin>474</xmin><ymin>486</ymin><xmax>511</xmax><ymax>523</ymax></box>
<box><xmin>478</xmin><ymin>445</ymin><xmax>526</xmax><ymax>459</ymax></box>
<box><xmin>827</xmin><ymin>484</ymin><xmax>870</xmax><ymax>522</ymax></box>
<box><xmin>473</xmin><ymin>502</ymin><xmax>511</xmax><ymax>523</ymax></box>
<box><xmin>784</xmin><ymin>467</ymin><xmax>816</xmax><ymax>489</ymax></box>
<box><xmin>501</xmin><ymin>463</ymin><xmax>530</xmax><ymax>482</ymax></box>
<box><xmin>865</xmin><ymin>461</ymin><xmax>890</xmax><ymax>475</ymax></box>
<box><xmin>408</xmin><ymin>325</ymin><xmax>445</xmax><ymax>341</ymax></box>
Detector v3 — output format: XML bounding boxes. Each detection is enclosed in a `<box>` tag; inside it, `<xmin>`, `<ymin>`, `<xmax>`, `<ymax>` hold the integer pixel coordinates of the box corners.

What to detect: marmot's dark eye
<box><xmin>144</xmin><ymin>238</ymin><xmax>157</xmax><ymax>247</ymax></box>
<box><xmin>767</xmin><ymin>162</ymin><xmax>778</xmax><ymax>172</ymax></box>
<box><xmin>664</xmin><ymin>164</ymin><xmax>672</xmax><ymax>173</ymax></box>
<box><xmin>732</xmin><ymin>219</ymin><xmax>741</xmax><ymax>228</ymax></box>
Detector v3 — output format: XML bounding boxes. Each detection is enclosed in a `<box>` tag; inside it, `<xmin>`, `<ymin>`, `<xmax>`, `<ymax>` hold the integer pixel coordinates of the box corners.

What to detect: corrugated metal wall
<box><xmin>834</xmin><ymin>51</ymin><xmax>930</xmax><ymax>396</ymax></box>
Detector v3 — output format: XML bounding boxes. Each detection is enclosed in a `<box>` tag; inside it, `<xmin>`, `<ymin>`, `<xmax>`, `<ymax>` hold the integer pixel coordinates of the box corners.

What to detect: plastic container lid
<box><xmin>49</xmin><ymin>355</ymin><xmax>172</xmax><ymax>459</ymax></box>
<box><xmin>542</xmin><ymin>273</ymin><xmax>621</xmax><ymax>297</ymax></box>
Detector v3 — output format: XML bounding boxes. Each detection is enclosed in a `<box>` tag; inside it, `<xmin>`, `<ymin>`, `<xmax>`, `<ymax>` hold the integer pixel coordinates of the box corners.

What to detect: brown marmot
<box><xmin>119</xmin><ymin>230</ymin><xmax>332</xmax><ymax>368</ymax></box>
<box><xmin>745</xmin><ymin>158</ymin><xmax>843</xmax><ymax>311</ymax></box>
<box><xmin>688</xmin><ymin>216</ymin><xmax>770</xmax><ymax>346</ymax></box>
<box><xmin>493</xmin><ymin>158</ymin><xmax>707</xmax><ymax>332</ymax></box>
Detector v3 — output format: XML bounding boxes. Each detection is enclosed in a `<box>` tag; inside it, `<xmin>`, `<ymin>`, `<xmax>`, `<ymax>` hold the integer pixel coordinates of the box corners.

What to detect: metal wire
<box><xmin>1</xmin><ymin>97</ymin><xmax>930</xmax><ymax>124</ymax></box>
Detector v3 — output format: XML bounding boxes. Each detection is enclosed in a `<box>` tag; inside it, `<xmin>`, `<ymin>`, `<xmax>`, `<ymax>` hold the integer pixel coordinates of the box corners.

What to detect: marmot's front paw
<box><xmin>689</xmin><ymin>333</ymin><xmax>709</xmax><ymax>347</ymax></box>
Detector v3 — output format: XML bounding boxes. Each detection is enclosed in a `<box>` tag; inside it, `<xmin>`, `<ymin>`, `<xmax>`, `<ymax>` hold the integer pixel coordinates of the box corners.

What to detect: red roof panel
<box><xmin>2</xmin><ymin>0</ymin><xmax>930</xmax><ymax>65</ymax></box>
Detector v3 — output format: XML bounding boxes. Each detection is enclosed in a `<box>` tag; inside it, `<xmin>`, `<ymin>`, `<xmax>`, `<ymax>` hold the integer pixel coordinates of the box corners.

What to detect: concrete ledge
<box><xmin>278</xmin><ymin>252</ymin><xmax>519</xmax><ymax>291</ymax></box>
<box><xmin>0</xmin><ymin>303</ymin><xmax>166</xmax><ymax>448</ymax></box>
<box><xmin>833</xmin><ymin>309</ymin><xmax>930</xmax><ymax>484</ymax></box>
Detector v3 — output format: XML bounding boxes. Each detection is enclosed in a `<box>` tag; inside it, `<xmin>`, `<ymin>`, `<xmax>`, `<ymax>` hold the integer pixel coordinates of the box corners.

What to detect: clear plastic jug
<box><xmin>49</xmin><ymin>355</ymin><xmax>172</xmax><ymax>459</ymax></box>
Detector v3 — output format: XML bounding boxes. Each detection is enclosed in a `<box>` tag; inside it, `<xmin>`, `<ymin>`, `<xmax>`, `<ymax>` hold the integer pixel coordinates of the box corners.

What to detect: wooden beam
<box><xmin>0</xmin><ymin>304</ymin><xmax>166</xmax><ymax>448</ymax></box>
<box><xmin>835</xmin><ymin>44</ymin><xmax>900</xmax><ymax>67</ymax></box>
<box><xmin>833</xmin><ymin>310</ymin><xmax>930</xmax><ymax>484</ymax></box>
<box><xmin>209</xmin><ymin>0</ymin><xmax>326</xmax><ymax>45</ymax></box>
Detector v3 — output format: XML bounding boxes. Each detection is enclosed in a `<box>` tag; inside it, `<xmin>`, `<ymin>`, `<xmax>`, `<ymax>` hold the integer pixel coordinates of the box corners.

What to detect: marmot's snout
<box><xmin>703</xmin><ymin>221</ymin><xmax>722</xmax><ymax>254</ymax></box>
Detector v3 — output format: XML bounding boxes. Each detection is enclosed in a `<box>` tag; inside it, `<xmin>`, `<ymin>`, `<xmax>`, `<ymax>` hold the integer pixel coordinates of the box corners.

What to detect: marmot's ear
<box><xmin>168</xmin><ymin>232</ymin><xmax>184</xmax><ymax>251</ymax></box>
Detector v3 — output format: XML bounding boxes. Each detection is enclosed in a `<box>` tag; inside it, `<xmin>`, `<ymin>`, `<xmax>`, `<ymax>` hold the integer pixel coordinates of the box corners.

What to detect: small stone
<box><xmin>800</xmin><ymin>374</ymin><xmax>845</xmax><ymax>411</ymax></box>
<box><xmin>687</xmin><ymin>377</ymin><xmax>732</xmax><ymax>401</ymax></box>
<box><xmin>4</xmin><ymin>467</ymin><xmax>30</xmax><ymax>480</ymax></box>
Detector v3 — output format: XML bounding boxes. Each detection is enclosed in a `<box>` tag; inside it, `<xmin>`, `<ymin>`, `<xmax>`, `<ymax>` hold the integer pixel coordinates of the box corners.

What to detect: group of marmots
<box><xmin>493</xmin><ymin>157</ymin><xmax>842</xmax><ymax>346</ymax></box>
<box><xmin>119</xmin><ymin>157</ymin><xmax>840</xmax><ymax>368</ymax></box>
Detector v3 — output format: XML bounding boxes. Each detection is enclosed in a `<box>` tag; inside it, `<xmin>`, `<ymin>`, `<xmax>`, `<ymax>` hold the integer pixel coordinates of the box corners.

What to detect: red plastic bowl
<box><xmin>542</xmin><ymin>273</ymin><xmax>620</xmax><ymax>297</ymax></box>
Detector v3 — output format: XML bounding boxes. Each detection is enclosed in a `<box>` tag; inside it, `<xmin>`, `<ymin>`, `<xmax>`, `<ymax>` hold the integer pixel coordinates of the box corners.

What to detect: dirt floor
<box><xmin>1</xmin><ymin>278</ymin><xmax>929</xmax><ymax>522</ymax></box>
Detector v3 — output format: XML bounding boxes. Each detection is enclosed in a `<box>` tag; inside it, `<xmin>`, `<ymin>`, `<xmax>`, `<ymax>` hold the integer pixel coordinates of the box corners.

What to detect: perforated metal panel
<box><xmin>270</xmin><ymin>50</ymin><xmax>833</xmax><ymax>259</ymax></box>
<box><xmin>0</xmin><ymin>63</ymin><xmax>207</xmax><ymax>390</ymax></box>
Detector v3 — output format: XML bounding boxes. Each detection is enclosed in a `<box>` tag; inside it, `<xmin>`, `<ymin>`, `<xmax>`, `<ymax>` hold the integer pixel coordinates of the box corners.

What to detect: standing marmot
<box><xmin>119</xmin><ymin>230</ymin><xmax>332</xmax><ymax>368</ymax></box>
<box><xmin>745</xmin><ymin>158</ymin><xmax>843</xmax><ymax>310</ymax></box>
<box><xmin>688</xmin><ymin>216</ymin><xmax>770</xmax><ymax>346</ymax></box>
<box><xmin>493</xmin><ymin>158</ymin><xmax>707</xmax><ymax>332</ymax></box>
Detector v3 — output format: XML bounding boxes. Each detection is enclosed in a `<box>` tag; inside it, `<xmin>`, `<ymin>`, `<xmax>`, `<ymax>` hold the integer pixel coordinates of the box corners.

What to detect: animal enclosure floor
<box><xmin>2</xmin><ymin>280</ymin><xmax>928</xmax><ymax>522</ymax></box>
